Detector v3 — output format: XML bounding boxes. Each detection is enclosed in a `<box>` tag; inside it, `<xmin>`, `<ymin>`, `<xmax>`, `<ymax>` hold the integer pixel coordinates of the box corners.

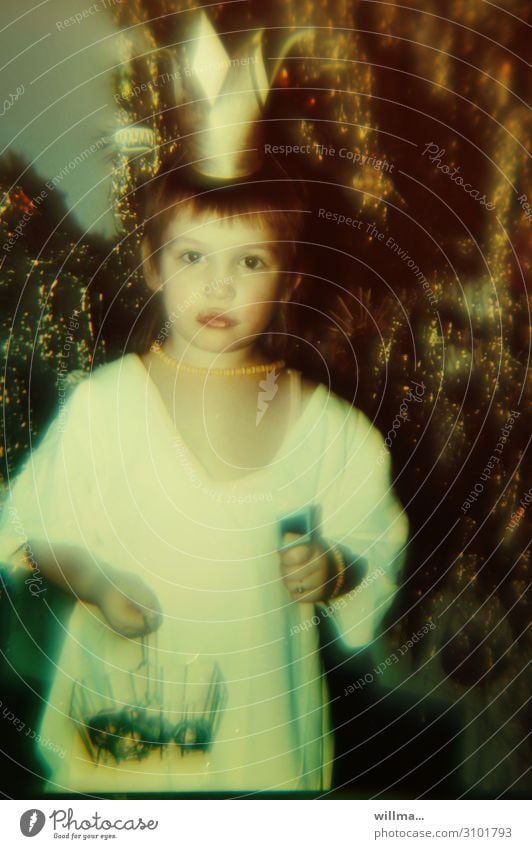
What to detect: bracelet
<box><xmin>328</xmin><ymin>543</ymin><xmax>347</xmax><ymax>600</ymax></box>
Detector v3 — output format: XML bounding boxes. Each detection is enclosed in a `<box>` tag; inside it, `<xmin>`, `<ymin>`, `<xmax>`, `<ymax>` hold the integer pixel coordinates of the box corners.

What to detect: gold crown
<box><xmin>172</xmin><ymin>12</ymin><xmax>313</xmax><ymax>180</ymax></box>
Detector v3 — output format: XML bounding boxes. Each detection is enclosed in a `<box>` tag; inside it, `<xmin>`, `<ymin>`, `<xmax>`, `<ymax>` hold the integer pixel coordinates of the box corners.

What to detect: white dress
<box><xmin>0</xmin><ymin>354</ymin><xmax>408</xmax><ymax>793</ymax></box>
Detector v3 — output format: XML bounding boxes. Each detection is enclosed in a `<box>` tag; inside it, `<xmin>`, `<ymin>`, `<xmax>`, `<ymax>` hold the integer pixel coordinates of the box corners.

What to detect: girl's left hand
<box><xmin>279</xmin><ymin>533</ymin><xmax>330</xmax><ymax>603</ymax></box>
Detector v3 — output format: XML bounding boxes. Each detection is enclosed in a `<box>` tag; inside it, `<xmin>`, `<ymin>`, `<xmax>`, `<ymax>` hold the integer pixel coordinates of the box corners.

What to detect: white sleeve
<box><xmin>0</xmin><ymin>378</ymin><xmax>106</xmax><ymax>566</ymax></box>
<box><xmin>317</xmin><ymin>404</ymin><xmax>409</xmax><ymax>650</ymax></box>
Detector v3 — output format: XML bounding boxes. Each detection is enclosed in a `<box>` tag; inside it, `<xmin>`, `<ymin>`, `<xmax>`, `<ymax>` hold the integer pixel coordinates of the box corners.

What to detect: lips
<box><xmin>197</xmin><ymin>311</ymin><xmax>237</xmax><ymax>329</ymax></box>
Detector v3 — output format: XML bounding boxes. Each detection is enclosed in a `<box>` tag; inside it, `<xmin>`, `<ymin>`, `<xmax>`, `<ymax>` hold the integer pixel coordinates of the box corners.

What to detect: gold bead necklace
<box><xmin>151</xmin><ymin>345</ymin><xmax>285</xmax><ymax>377</ymax></box>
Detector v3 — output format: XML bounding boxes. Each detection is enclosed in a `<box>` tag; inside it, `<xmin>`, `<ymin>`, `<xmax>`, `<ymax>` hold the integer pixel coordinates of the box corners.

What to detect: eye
<box><xmin>240</xmin><ymin>255</ymin><xmax>267</xmax><ymax>271</ymax></box>
<box><xmin>181</xmin><ymin>250</ymin><xmax>204</xmax><ymax>265</ymax></box>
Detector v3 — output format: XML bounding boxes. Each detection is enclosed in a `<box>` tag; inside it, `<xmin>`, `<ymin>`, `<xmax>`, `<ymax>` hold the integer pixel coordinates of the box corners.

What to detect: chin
<box><xmin>198</xmin><ymin>331</ymin><xmax>253</xmax><ymax>350</ymax></box>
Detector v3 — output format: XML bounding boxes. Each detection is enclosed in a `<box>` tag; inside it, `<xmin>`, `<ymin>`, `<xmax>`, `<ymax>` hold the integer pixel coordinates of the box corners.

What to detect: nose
<box><xmin>204</xmin><ymin>260</ymin><xmax>236</xmax><ymax>300</ymax></box>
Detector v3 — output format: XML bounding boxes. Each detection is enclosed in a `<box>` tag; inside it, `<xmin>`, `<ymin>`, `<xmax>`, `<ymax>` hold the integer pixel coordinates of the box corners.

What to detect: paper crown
<box><xmin>172</xmin><ymin>12</ymin><xmax>312</xmax><ymax>181</ymax></box>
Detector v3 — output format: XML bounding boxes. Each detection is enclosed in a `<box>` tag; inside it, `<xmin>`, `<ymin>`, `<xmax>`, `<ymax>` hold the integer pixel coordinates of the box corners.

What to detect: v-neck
<box><xmin>129</xmin><ymin>352</ymin><xmax>325</xmax><ymax>488</ymax></box>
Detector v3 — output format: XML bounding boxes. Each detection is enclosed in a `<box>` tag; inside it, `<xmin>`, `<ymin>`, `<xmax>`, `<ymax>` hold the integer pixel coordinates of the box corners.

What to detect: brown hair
<box><xmin>142</xmin><ymin>152</ymin><xmax>307</xmax><ymax>261</ymax></box>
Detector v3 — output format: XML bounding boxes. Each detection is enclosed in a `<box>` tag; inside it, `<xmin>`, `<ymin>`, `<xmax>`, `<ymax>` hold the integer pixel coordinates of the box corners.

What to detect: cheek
<box><xmin>161</xmin><ymin>272</ymin><xmax>201</xmax><ymax>309</ymax></box>
<box><xmin>240</xmin><ymin>273</ymin><xmax>285</xmax><ymax>303</ymax></box>
<box><xmin>241</xmin><ymin>300</ymin><xmax>278</xmax><ymax>329</ymax></box>
<box><xmin>163</xmin><ymin>294</ymin><xmax>200</xmax><ymax>322</ymax></box>
<box><xmin>240</xmin><ymin>276</ymin><xmax>286</xmax><ymax>322</ymax></box>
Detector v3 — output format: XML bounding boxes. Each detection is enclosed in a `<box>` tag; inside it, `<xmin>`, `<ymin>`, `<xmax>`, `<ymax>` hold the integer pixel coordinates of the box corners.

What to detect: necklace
<box><xmin>151</xmin><ymin>345</ymin><xmax>285</xmax><ymax>377</ymax></box>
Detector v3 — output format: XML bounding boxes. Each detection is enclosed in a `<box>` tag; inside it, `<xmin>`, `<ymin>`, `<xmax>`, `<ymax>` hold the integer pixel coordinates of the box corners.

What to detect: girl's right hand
<box><xmin>96</xmin><ymin>570</ymin><xmax>162</xmax><ymax>637</ymax></box>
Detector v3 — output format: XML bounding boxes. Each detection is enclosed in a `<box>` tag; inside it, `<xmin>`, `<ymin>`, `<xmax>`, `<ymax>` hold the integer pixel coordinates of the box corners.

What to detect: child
<box><xmin>0</xmin><ymin>152</ymin><xmax>408</xmax><ymax>793</ymax></box>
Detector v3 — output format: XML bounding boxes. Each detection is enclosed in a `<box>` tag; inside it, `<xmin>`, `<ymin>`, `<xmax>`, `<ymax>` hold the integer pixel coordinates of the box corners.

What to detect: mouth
<box><xmin>197</xmin><ymin>311</ymin><xmax>238</xmax><ymax>329</ymax></box>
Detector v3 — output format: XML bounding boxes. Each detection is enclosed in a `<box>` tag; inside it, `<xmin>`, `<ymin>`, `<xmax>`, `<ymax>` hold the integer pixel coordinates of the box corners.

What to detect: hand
<box><xmin>279</xmin><ymin>533</ymin><xmax>330</xmax><ymax>603</ymax></box>
<box><xmin>96</xmin><ymin>570</ymin><xmax>162</xmax><ymax>637</ymax></box>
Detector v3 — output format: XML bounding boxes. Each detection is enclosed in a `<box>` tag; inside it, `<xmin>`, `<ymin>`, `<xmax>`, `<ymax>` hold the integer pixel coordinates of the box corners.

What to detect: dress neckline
<box><xmin>129</xmin><ymin>352</ymin><xmax>325</xmax><ymax>488</ymax></box>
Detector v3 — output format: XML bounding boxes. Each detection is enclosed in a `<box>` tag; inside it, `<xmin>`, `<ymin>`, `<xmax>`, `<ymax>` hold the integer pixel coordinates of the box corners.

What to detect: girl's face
<box><xmin>145</xmin><ymin>208</ymin><xmax>294</xmax><ymax>363</ymax></box>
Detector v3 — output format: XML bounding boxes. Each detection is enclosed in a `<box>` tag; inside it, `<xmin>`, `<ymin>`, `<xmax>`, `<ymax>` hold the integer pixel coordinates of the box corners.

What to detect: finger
<box><xmin>280</xmin><ymin>545</ymin><xmax>314</xmax><ymax>568</ymax></box>
<box><xmin>284</xmin><ymin>575</ymin><xmax>321</xmax><ymax>596</ymax></box>
<box><xmin>280</xmin><ymin>535</ymin><xmax>324</xmax><ymax>564</ymax></box>
<box><xmin>282</xmin><ymin>532</ymin><xmax>324</xmax><ymax>550</ymax></box>
<box><xmin>122</xmin><ymin>581</ymin><xmax>162</xmax><ymax>617</ymax></box>
<box><xmin>281</xmin><ymin>563</ymin><xmax>310</xmax><ymax>587</ymax></box>
<box><xmin>280</xmin><ymin>532</ymin><xmax>312</xmax><ymax>553</ymax></box>
<box><xmin>281</xmin><ymin>531</ymin><xmax>310</xmax><ymax>545</ymax></box>
<box><xmin>112</xmin><ymin>609</ymin><xmax>148</xmax><ymax>638</ymax></box>
<box><xmin>143</xmin><ymin>608</ymin><xmax>163</xmax><ymax>633</ymax></box>
<box><xmin>284</xmin><ymin>560</ymin><xmax>326</xmax><ymax>588</ymax></box>
<box><xmin>281</xmin><ymin>552</ymin><xmax>324</xmax><ymax>582</ymax></box>
<box><xmin>134</xmin><ymin>595</ymin><xmax>162</xmax><ymax>619</ymax></box>
<box><xmin>284</xmin><ymin>554</ymin><xmax>324</xmax><ymax>577</ymax></box>
<box><xmin>124</xmin><ymin>587</ymin><xmax>162</xmax><ymax>632</ymax></box>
